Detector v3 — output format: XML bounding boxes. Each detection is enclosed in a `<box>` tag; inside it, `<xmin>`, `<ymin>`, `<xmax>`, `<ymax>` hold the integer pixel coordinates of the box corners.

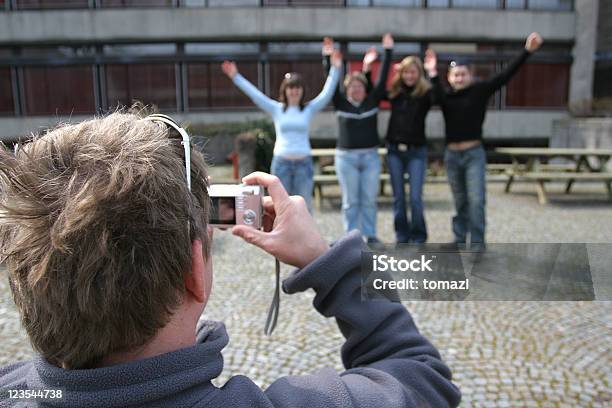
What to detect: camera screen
<box><xmin>210</xmin><ymin>197</ymin><xmax>236</xmax><ymax>225</ymax></box>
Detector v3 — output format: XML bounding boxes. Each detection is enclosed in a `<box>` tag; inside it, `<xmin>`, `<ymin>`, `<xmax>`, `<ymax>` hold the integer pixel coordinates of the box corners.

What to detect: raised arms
<box><xmin>372</xmin><ymin>33</ymin><xmax>394</xmax><ymax>100</ymax></box>
<box><xmin>485</xmin><ymin>32</ymin><xmax>543</xmax><ymax>92</ymax></box>
<box><xmin>222</xmin><ymin>60</ymin><xmax>279</xmax><ymax>115</ymax></box>
<box><xmin>322</xmin><ymin>36</ymin><xmax>345</xmax><ymax>105</ymax></box>
<box><xmin>308</xmin><ymin>50</ymin><xmax>342</xmax><ymax>112</ymax></box>
<box><xmin>424</xmin><ymin>48</ymin><xmax>446</xmax><ymax>104</ymax></box>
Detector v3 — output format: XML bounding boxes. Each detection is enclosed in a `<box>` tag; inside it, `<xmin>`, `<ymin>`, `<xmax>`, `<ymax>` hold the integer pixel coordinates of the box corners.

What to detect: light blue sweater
<box><xmin>233</xmin><ymin>66</ymin><xmax>340</xmax><ymax>158</ymax></box>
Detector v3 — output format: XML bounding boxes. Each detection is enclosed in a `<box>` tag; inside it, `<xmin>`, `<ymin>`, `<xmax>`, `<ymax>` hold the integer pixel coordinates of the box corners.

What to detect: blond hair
<box><xmin>388</xmin><ymin>56</ymin><xmax>431</xmax><ymax>99</ymax></box>
<box><xmin>0</xmin><ymin>109</ymin><xmax>210</xmax><ymax>369</ymax></box>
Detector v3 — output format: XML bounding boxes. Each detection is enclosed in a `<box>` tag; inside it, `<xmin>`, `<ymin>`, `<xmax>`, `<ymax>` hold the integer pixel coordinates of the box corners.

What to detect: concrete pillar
<box><xmin>568</xmin><ymin>0</ymin><xmax>599</xmax><ymax>115</ymax></box>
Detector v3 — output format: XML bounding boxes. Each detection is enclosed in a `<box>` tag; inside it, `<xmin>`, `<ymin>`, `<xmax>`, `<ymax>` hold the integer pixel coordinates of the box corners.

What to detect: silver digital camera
<box><xmin>208</xmin><ymin>184</ymin><xmax>264</xmax><ymax>229</ymax></box>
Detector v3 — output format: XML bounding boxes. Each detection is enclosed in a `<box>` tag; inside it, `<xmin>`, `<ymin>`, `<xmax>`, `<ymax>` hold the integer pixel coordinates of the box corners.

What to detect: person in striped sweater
<box><xmin>322</xmin><ymin>34</ymin><xmax>393</xmax><ymax>243</ymax></box>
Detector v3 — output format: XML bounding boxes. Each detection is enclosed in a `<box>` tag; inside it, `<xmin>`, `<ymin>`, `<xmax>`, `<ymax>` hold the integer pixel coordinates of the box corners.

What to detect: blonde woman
<box><xmin>383</xmin><ymin>55</ymin><xmax>434</xmax><ymax>243</ymax></box>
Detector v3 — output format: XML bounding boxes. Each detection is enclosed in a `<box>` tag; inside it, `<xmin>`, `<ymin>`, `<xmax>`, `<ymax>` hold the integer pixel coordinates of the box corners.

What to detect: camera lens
<box><xmin>243</xmin><ymin>210</ymin><xmax>256</xmax><ymax>225</ymax></box>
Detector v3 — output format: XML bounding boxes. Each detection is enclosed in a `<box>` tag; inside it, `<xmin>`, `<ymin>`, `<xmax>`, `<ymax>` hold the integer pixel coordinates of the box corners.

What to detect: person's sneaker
<box><xmin>366</xmin><ymin>237</ymin><xmax>381</xmax><ymax>244</ymax></box>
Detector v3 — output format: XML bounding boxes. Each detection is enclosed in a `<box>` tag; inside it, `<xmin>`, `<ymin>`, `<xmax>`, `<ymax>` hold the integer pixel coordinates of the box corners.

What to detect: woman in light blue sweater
<box><xmin>222</xmin><ymin>52</ymin><xmax>342</xmax><ymax>209</ymax></box>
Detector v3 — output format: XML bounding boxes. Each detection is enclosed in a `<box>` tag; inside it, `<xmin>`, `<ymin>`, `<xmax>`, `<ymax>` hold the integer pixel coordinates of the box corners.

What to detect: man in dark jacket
<box><xmin>0</xmin><ymin>111</ymin><xmax>460</xmax><ymax>407</ymax></box>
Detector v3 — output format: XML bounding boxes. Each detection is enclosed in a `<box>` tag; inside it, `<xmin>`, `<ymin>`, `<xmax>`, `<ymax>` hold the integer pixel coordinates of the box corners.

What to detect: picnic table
<box><xmin>495</xmin><ymin>147</ymin><xmax>612</xmax><ymax>204</ymax></box>
<box><xmin>311</xmin><ymin>147</ymin><xmax>388</xmax><ymax>159</ymax></box>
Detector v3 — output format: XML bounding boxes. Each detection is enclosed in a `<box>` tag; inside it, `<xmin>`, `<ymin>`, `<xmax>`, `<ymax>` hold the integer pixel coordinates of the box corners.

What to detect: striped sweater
<box><xmin>324</xmin><ymin>48</ymin><xmax>392</xmax><ymax>149</ymax></box>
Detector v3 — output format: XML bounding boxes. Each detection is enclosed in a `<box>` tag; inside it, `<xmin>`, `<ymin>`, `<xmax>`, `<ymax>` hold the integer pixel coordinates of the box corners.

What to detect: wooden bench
<box><xmin>496</xmin><ymin>147</ymin><xmax>612</xmax><ymax>204</ymax></box>
<box><xmin>518</xmin><ymin>172</ymin><xmax>612</xmax><ymax>204</ymax></box>
<box><xmin>489</xmin><ymin>163</ymin><xmax>575</xmax><ymax>174</ymax></box>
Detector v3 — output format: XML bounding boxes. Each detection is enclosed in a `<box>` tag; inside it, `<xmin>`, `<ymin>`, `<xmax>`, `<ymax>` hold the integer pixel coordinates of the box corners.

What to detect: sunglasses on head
<box><xmin>144</xmin><ymin>114</ymin><xmax>191</xmax><ymax>192</ymax></box>
<box><xmin>449</xmin><ymin>60</ymin><xmax>469</xmax><ymax>68</ymax></box>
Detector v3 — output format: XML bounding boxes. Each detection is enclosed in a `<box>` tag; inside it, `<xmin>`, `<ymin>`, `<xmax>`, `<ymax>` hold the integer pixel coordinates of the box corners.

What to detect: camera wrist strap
<box><xmin>264</xmin><ymin>258</ymin><xmax>281</xmax><ymax>336</ymax></box>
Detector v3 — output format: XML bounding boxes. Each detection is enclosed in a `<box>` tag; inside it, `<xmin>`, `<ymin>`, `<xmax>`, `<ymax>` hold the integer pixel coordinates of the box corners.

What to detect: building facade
<box><xmin>0</xmin><ymin>0</ymin><xmax>606</xmax><ymax>144</ymax></box>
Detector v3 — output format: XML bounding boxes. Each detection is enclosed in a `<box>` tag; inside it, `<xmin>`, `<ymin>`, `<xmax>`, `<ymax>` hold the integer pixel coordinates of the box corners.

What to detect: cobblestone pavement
<box><xmin>1</xmin><ymin>182</ymin><xmax>611</xmax><ymax>407</ymax></box>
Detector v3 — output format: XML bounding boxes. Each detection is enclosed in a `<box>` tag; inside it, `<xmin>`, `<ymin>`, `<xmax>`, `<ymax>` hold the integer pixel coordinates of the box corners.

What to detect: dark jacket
<box><xmin>384</xmin><ymin>83</ymin><xmax>435</xmax><ymax>147</ymax></box>
<box><xmin>0</xmin><ymin>231</ymin><xmax>461</xmax><ymax>408</ymax></box>
<box><xmin>432</xmin><ymin>49</ymin><xmax>532</xmax><ymax>143</ymax></box>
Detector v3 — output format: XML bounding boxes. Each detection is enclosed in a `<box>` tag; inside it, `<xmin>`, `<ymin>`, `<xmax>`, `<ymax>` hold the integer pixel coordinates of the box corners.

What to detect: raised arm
<box><xmin>308</xmin><ymin>50</ymin><xmax>342</xmax><ymax>112</ymax></box>
<box><xmin>222</xmin><ymin>60</ymin><xmax>279</xmax><ymax>115</ymax></box>
<box><xmin>372</xmin><ymin>33</ymin><xmax>394</xmax><ymax>100</ymax></box>
<box><xmin>364</xmin><ymin>71</ymin><xmax>374</xmax><ymax>94</ymax></box>
<box><xmin>322</xmin><ymin>37</ymin><xmax>345</xmax><ymax>106</ymax></box>
<box><xmin>424</xmin><ymin>49</ymin><xmax>446</xmax><ymax>105</ymax></box>
<box><xmin>233</xmin><ymin>172</ymin><xmax>461</xmax><ymax>408</ymax></box>
<box><xmin>362</xmin><ymin>46</ymin><xmax>377</xmax><ymax>94</ymax></box>
<box><xmin>484</xmin><ymin>32</ymin><xmax>543</xmax><ymax>93</ymax></box>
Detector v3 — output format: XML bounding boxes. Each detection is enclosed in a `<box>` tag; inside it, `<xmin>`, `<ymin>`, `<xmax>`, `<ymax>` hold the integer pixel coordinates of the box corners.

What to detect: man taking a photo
<box><xmin>0</xmin><ymin>111</ymin><xmax>460</xmax><ymax>407</ymax></box>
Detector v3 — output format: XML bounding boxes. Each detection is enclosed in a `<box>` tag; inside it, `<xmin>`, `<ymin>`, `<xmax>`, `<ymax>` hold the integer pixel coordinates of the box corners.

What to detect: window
<box><xmin>22</xmin><ymin>66</ymin><xmax>95</xmax><ymax>115</ymax></box>
<box><xmin>106</xmin><ymin>64</ymin><xmax>177</xmax><ymax>110</ymax></box>
<box><xmin>268</xmin><ymin>42</ymin><xmax>324</xmax><ymax>56</ymax></box>
<box><xmin>506</xmin><ymin>63</ymin><xmax>570</xmax><ymax>108</ymax></box>
<box><xmin>594</xmin><ymin>63</ymin><xmax>612</xmax><ymax>99</ymax></box>
<box><xmin>360</xmin><ymin>0</ymin><xmax>420</xmax><ymax>5</ymax></box>
<box><xmin>14</xmin><ymin>0</ymin><xmax>89</xmax><ymax>9</ymax></box>
<box><xmin>187</xmin><ymin>0</ymin><xmax>259</xmax><ymax>5</ymax></box>
<box><xmin>187</xmin><ymin>62</ymin><xmax>259</xmax><ymax>108</ymax></box>
<box><xmin>262</xmin><ymin>0</ymin><xmax>344</xmax><ymax>5</ymax></box>
<box><xmin>427</xmin><ymin>0</ymin><xmax>449</xmax><ymax>7</ymax></box>
<box><xmin>103</xmin><ymin>43</ymin><xmax>177</xmax><ymax>56</ymax></box>
<box><xmin>471</xmin><ymin>63</ymin><xmax>497</xmax><ymax>84</ymax></box>
<box><xmin>527</xmin><ymin>0</ymin><xmax>572</xmax><ymax>11</ymax></box>
<box><xmin>505</xmin><ymin>0</ymin><xmax>525</xmax><ymax>8</ymax></box>
<box><xmin>348</xmin><ymin>42</ymin><xmax>420</xmax><ymax>56</ymax></box>
<box><xmin>0</xmin><ymin>67</ymin><xmax>14</xmax><ymax>115</ymax></box>
<box><xmin>185</xmin><ymin>43</ymin><xmax>260</xmax><ymax>56</ymax></box>
<box><xmin>21</xmin><ymin>46</ymin><xmax>97</xmax><ymax>58</ymax></box>
<box><xmin>451</xmin><ymin>0</ymin><xmax>497</xmax><ymax>8</ymax></box>
<box><xmin>99</xmin><ymin>0</ymin><xmax>173</xmax><ymax>7</ymax></box>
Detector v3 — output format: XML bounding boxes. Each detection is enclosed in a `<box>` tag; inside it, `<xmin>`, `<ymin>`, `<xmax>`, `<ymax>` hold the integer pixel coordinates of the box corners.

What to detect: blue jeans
<box><xmin>271</xmin><ymin>155</ymin><xmax>314</xmax><ymax>210</ymax></box>
<box><xmin>444</xmin><ymin>145</ymin><xmax>486</xmax><ymax>244</ymax></box>
<box><xmin>387</xmin><ymin>144</ymin><xmax>428</xmax><ymax>243</ymax></box>
<box><xmin>335</xmin><ymin>148</ymin><xmax>381</xmax><ymax>239</ymax></box>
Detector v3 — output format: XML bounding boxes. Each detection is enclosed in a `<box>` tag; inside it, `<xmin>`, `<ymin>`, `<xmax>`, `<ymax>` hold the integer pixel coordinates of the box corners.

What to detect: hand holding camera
<box><xmin>230</xmin><ymin>172</ymin><xmax>329</xmax><ymax>269</ymax></box>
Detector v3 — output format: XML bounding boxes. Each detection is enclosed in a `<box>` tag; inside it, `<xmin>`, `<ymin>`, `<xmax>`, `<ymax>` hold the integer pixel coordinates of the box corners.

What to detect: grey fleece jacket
<box><xmin>0</xmin><ymin>231</ymin><xmax>461</xmax><ymax>407</ymax></box>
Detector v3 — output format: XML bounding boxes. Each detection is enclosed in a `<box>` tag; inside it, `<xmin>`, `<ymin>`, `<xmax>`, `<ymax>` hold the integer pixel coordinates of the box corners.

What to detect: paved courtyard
<box><xmin>1</xmin><ymin>181</ymin><xmax>611</xmax><ymax>407</ymax></box>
